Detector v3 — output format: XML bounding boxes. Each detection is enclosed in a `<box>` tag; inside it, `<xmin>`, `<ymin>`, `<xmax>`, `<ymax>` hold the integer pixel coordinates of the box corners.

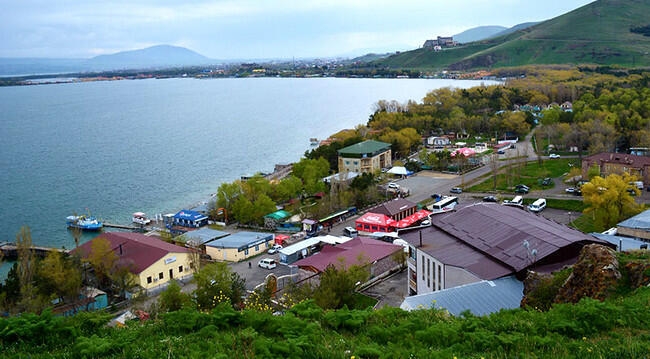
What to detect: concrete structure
<box><xmin>178</xmin><ymin>227</ymin><xmax>230</xmax><ymax>248</ymax></box>
<box><xmin>337</xmin><ymin>140</ymin><xmax>392</xmax><ymax>174</ymax></box>
<box><xmin>582</xmin><ymin>152</ymin><xmax>650</xmax><ymax>185</ymax></box>
<box><xmin>74</xmin><ymin>232</ymin><xmax>194</xmax><ymax>293</ymax></box>
<box><xmin>278</xmin><ymin>235</ymin><xmax>351</xmax><ymax>265</ymax></box>
<box><xmin>400</xmin><ymin>203</ymin><xmax>609</xmax><ymax>296</ymax></box>
<box><xmin>173</xmin><ymin>209</ymin><xmax>209</xmax><ymax>228</ymax></box>
<box><xmin>204</xmin><ymin>231</ymin><xmax>274</xmax><ymax>262</ymax></box>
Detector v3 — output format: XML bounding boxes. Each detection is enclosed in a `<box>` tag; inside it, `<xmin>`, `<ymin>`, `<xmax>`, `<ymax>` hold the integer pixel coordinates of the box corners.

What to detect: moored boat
<box><xmin>66</xmin><ymin>215</ymin><xmax>103</xmax><ymax>231</ymax></box>
<box><xmin>309</xmin><ymin>138</ymin><xmax>319</xmax><ymax>146</ymax></box>
<box><xmin>132</xmin><ymin>212</ymin><xmax>152</xmax><ymax>225</ymax></box>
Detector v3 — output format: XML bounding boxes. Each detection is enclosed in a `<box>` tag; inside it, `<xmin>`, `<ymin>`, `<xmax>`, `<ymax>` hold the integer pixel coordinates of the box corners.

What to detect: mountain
<box><xmin>0</xmin><ymin>45</ymin><xmax>216</xmax><ymax>76</ymax></box>
<box><xmin>86</xmin><ymin>45</ymin><xmax>214</xmax><ymax>70</ymax></box>
<box><xmin>372</xmin><ymin>0</ymin><xmax>650</xmax><ymax>70</ymax></box>
<box><xmin>490</xmin><ymin>22</ymin><xmax>540</xmax><ymax>38</ymax></box>
<box><xmin>453</xmin><ymin>26</ymin><xmax>507</xmax><ymax>44</ymax></box>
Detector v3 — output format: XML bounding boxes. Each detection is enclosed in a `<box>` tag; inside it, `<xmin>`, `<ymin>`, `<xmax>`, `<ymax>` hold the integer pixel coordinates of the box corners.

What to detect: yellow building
<box><xmin>204</xmin><ymin>231</ymin><xmax>275</xmax><ymax>262</ymax></box>
<box><xmin>75</xmin><ymin>232</ymin><xmax>194</xmax><ymax>292</ymax></box>
<box><xmin>337</xmin><ymin>140</ymin><xmax>392</xmax><ymax>174</ymax></box>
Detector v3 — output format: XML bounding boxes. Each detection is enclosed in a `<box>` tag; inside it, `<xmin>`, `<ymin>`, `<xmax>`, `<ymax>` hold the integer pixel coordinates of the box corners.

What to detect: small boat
<box><xmin>66</xmin><ymin>215</ymin><xmax>103</xmax><ymax>231</ymax></box>
<box><xmin>132</xmin><ymin>212</ymin><xmax>152</xmax><ymax>226</ymax></box>
<box><xmin>309</xmin><ymin>138</ymin><xmax>319</xmax><ymax>146</ymax></box>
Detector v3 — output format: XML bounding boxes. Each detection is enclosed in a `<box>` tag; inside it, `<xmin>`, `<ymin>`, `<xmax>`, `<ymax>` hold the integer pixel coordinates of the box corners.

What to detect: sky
<box><xmin>1</xmin><ymin>0</ymin><xmax>595</xmax><ymax>60</ymax></box>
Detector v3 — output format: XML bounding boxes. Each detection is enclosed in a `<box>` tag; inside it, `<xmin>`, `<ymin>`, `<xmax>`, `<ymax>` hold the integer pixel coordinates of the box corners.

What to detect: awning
<box><xmin>395</xmin><ymin>209</ymin><xmax>432</xmax><ymax>228</ymax></box>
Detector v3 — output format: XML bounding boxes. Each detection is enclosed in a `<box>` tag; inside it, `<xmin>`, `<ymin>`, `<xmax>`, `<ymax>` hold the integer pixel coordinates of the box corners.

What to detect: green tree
<box><xmin>192</xmin><ymin>262</ymin><xmax>245</xmax><ymax>311</ymax></box>
<box><xmin>581</xmin><ymin>173</ymin><xmax>644</xmax><ymax>231</ymax></box>
<box><xmin>313</xmin><ymin>259</ymin><xmax>370</xmax><ymax>310</ymax></box>
<box><xmin>158</xmin><ymin>280</ymin><xmax>191</xmax><ymax>312</ymax></box>
<box><xmin>15</xmin><ymin>226</ymin><xmax>45</xmax><ymax>313</ymax></box>
<box><xmin>292</xmin><ymin>157</ymin><xmax>329</xmax><ymax>194</ymax></box>
<box><xmin>86</xmin><ymin>237</ymin><xmax>118</xmax><ymax>291</ymax></box>
<box><xmin>215</xmin><ymin>181</ymin><xmax>243</xmax><ymax>220</ymax></box>
<box><xmin>37</xmin><ymin>251</ymin><xmax>82</xmax><ymax>308</ymax></box>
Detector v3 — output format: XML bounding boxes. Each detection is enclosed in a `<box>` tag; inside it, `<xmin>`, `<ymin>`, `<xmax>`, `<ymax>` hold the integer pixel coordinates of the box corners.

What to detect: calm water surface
<box><xmin>0</xmin><ymin>77</ymin><xmax>493</xmax><ymax>277</ymax></box>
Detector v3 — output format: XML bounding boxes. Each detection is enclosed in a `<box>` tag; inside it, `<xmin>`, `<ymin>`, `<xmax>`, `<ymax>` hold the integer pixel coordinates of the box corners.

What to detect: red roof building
<box><xmin>74</xmin><ymin>232</ymin><xmax>194</xmax><ymax>292</ymax></box>
<box><xmin>581</xmin><ymin>152</ymin><xmax>650</xmax><ymax>185</ymax></box>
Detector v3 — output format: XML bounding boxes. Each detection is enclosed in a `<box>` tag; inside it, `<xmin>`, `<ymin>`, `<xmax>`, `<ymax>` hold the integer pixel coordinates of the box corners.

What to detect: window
<box><xmin>438</xmin><ymin>265</ymin><xmax>442</xmax><ymax>290</ymax></box>
<box><xmin>147</xmin><ymin>276</ymin><xmax>152</xmax><ymax>284</ymax></box>
<box><xmin>178</xmin><ymin>265</ymin><xmax>183</xmax><ymax>273</ymax></box>
<box><xmin>255</xmin><ymin>245</ymin><xmax>259</xmax><ymax>251</ymax></box>
<box><xmin>245</xmin><ymin>248</ymin><xmax>249</xmax><ymax>255</ymax></box>
<box><xmin>421</xmin><ymin>255</ymin><xmax>425</xmax><ymax>280</ymax></box>
<box><xmin>427</xmin><ymin>259</ymin><xmax>431</xmax><ymax>288</ymax></box>
<box><xmin>159</xmin><ymin>272</ymin><xmax>164</xmax><ymax>280</ymax></box>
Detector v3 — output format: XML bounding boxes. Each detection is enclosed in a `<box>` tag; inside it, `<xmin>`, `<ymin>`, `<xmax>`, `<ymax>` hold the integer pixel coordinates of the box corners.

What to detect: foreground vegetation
<box><xmin>2</xmin><ymin>286</ymin><xmax>650</xmax><ymax>358</ymax></box>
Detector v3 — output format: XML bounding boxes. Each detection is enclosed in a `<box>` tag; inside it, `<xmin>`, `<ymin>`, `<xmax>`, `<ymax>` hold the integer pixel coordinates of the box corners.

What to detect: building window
<box><xmin>178</xmin><ymin>265</ymin><xmax>183</xmax><ymax>273</ymax></box>
<box><xmin>245</xmin><ymin>249</ymin><xmax>249</xmax><ymax>255</ymax></box>
<box><xmin>147</xmin><ymin>276</ymin><xmax>152</xmax><ymax>284</ymax></box>
<box><xmin>438</xmin><ymin>265</ymin><xmax>442</xmax><ymax>290</ymax></box>
<box><xmin>159</xmin><ymin>272</ymin><xmax>164</xmax><ymax>280</ymax></box>
<box><xmin>421</xmin><ymin>255</ymin><xmax>425</xmax><ymax>280</ymax></box>
<box><xmin>255</xmin><ymin>245</ymin><xmax>259</xmax><ymax>251</ymax></box>
<box><xmin>427</xmin><ymin>259</ymin><xmax>431</xmax><ymax>288</ymax></box>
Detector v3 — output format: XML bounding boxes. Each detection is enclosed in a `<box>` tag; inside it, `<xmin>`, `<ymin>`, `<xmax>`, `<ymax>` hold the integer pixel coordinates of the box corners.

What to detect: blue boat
<box><xmin>66</xmin><ymin>215</ymin><xmax>103</xmax><ymax>231</ymax></box>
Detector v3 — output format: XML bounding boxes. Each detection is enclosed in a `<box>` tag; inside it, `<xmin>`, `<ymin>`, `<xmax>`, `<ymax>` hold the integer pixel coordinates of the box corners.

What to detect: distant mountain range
<box><xmin>373</xmin><ymin>0</ymin><xmax>650</xmax><ymax>70</ymax></box>
<box><xmin>0</xmin><ymin>45</ymin><xmax>218</xmax><ymax>76</ymax></box>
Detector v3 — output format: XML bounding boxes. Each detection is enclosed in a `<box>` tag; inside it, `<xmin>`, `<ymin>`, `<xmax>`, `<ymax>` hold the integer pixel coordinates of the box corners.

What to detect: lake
<box><xmin>0</xmin><ymin>77</ymin><xmax>493</xmax><ymax>277</ymax></box>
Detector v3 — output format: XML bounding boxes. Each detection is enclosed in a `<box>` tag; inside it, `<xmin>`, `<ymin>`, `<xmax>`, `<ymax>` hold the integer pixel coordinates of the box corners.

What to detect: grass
<box><xmin>570</xmin><ymin>213</ymin><xmax>597</xmax><ymax>233</ymax></box>
<box><xmin>469</xmin><ymin>158</ymin><xmax>577</xmax><ymax>193</ymax></box>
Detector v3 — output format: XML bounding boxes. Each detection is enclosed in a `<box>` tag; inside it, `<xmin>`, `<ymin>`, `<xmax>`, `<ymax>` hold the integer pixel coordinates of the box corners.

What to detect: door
<box><xmin>169</xmin><ymin>268</ymin><xmax>173</xmax><ymax>279</ymax></box>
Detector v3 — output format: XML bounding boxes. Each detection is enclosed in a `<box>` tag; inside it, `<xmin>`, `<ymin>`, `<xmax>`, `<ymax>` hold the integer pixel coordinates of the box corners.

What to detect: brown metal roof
<box><xmin>402</xmin><ymin>203</ymin><xmax>608</xmax><ymax>278</ymax></box>
<box><xmin>584</xmin><ymin>152</ymin><xmax>650</xmax><ymax>167</ymax></box>
<box><xmin>370</xmin><ymin>198</ymin><xmax>417</xmax><ymax>217</ymax></box>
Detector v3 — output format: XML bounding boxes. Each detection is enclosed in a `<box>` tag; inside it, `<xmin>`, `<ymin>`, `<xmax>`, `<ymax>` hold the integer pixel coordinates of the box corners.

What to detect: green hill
<box><xmin>375</xmin><ymin>0</ymin><xmax>650</xmax><ymax>70</ymax></box>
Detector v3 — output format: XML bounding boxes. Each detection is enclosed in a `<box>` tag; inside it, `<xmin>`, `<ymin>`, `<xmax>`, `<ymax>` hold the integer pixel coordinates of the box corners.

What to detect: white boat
<box><xmin>309</xmin><ymin>138</ymin><xmax>319</xmax><ymax>146</ymax></box>
<box><xmin>66</xmin><ymin>215</ymin><xmax>103</xmax><ymax>231</ymax></box>
<box><xmin>132</xmin><ymin>212</ymin><xmax>152</xmax><ymax>225</ymax></box>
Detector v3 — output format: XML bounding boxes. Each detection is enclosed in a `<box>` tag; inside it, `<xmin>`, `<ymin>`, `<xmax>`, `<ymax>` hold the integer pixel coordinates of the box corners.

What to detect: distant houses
<box><xmin>581</xmin><ymin>152</ymin><xmax>650</xmax><ymax>185</ymax></box>
<box><xmin>422</xmin><ymin>36</ymin><xmax>457</xmax><ymax>50</ymax></box>
<box><xmin>337</xmin><ymin>140</ymin><xmax>392</xmax><ymax>173</ymax></box>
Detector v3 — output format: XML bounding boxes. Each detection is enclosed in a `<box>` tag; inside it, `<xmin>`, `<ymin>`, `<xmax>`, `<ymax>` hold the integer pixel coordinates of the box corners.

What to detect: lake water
<box><xmin>0</xmin><ymin>77</ymin><xmax>492</xmax><ymax>277</ymax></box>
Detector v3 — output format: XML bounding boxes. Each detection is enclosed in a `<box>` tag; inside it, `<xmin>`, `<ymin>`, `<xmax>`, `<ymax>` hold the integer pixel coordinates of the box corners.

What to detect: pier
<box><xmin>103</xmin><ymin>222</ymin><xmax>139</xmax><ymax>231</ymax></box>
<box><xmin>0</xmin><ymin>242</ymin><xmax>68</xmax><ymax>260</ymax></box>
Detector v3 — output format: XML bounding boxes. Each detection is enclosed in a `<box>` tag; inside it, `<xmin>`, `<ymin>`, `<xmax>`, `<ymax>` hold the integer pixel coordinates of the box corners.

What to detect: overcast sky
<box><xmin>1</xmin><ymin>0</ymin><xmax>595</xmax><ymax>59</ymax></box>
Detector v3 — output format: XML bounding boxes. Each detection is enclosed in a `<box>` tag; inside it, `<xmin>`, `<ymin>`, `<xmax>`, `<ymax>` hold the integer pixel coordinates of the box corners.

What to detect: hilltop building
<box><xmin>581</xmin><ymin>152</ymin><xmax>650</xmax><ymax>185</ymax></box>
<box><xmin>337</xmin><ymin>140</ymin><xmax>392</xmax><ymax>174</ymax></box>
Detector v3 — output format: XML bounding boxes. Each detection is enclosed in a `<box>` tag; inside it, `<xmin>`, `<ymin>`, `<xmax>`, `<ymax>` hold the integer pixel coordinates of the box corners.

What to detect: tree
<box><xmin>86</xmin><ymin>238</ymin><xmax>118</xmax><ymax>291</ymax></box>
<box><xmin>15</xmin><ymin>226</ymin><xmax>45</xmax><ymax>313</ymax></box>
<box><xmin>313</xmin><ymin>258</ymin><xmax>370</xmax><ymax>310</ymax></box>
<box><xmin>37</xmin><ymin>251</ymin><xmax>82</xmax><ymax>309</ymax></box>
<box><xmin>192</xmin><ymin>262</ymin><xmax>245</xmax><ymax>311</ymax></box>
<box><xmin>292</xmin><ymin>157</ymin><xmax>329</xmax><ymax>194</ymax></box>
<box><xmin>216</xmin><ymin>181</ymin><xmax>244</xmax><ymax>220</ymax></box>
<box><xmin>110</xmin><ymin>263</ymin><xmax>137</xmax><ymax>300</ymax></box>
<box><xmin>581</xmin><ymin>173</ymin><xmax>644</xmax><ymax>231</ymax></box>
<box><xmin>158</xmin><ymin>280</ymin><xmax>191</xmax><ymax>312</ymax></box>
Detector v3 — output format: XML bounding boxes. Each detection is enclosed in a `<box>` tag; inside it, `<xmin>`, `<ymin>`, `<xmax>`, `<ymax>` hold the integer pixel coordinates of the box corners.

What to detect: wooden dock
<box><xmin>0</xmin><ymin>242</ymin><xmax>68</xmax><ymax>260</ymax></box>
<box><xmin>103</xmin><ymin>222</ymin><xmax>139</xmax><ymax>230</ymax></box>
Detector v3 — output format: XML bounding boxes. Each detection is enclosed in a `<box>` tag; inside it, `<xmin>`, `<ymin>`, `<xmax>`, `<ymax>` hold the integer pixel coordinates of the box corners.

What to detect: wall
<box><xmin>205</xmin><ymin>239</ymin><xmax>274</xmax><ymax>262</ymax></box>
<box><xmin>139</xmin><ymin>252</ymin><xmax>194</xmax><ymax>290</ymax></box>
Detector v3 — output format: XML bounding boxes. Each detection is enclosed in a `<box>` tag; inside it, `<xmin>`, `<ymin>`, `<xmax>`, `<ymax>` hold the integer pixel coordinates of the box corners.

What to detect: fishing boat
<box><xmin>66</xmin><ymin>215</ymin><xmax>103</xmax><ymax>231</ymax></box>
<box><xmin>132</xmin><ymin>212</ymin><xmax>152</xmax><ymax>226</ymax></box>
<box><xmin>309</xmin><ymin>138</ymin><xmax>319</xmax><ymax>146</ymax></box>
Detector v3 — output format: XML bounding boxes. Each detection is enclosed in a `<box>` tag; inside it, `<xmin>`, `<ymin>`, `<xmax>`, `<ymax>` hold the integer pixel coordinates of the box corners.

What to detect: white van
<box><xmin>343</xmin><ymin>226</ymin><xmax>358</xmax><ymax>237</ymax></box>
<box><xmin>503</xmin><ymin>195</ymin><xmax>523</xmax><ymax>207</ymax></box>
<box><xmin>528</xmin><ymin>198</ymin><xmax>547</xmax><ymax>213</ymax></box>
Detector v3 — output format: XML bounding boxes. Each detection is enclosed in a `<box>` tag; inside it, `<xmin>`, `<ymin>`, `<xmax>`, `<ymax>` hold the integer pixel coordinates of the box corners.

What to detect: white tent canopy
<box><xmin>387</xmin><ymin>166</ymin><xmax>410</xmax><ymax>175</ymax></box>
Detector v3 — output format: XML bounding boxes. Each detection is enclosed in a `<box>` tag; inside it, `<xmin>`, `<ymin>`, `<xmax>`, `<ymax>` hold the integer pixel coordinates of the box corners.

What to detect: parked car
<box><xmin>388</xmin><ymin>182</ymin><xmax>400</xmax><ymax>189</ymax></box>
<box><xmin>482</xmin><ymin>195</ymin><xmax>498</xmax><ymax>202</ymax></box>
<box><xmin>497</xmin><ymin>149</ymin><xmax>506</xmax><ymax>154</ymax></box>
<box><xmin>450</xmin><ymin>187</ymin><xmax>463</xmax><ymax>194</ymax></box>
<box><xmin>421</xmin><ymin>219</ymin><xmax>431</xmax><ymax>226</ymax></box>
<box><xmin>514</xmin><ymin>184</ymin><xmax>529</xmax><ymax>194</ymax></box>
<box><xmin>549</xmin><ymin>154</ymin><xmax>561</xmax><ymax>159</ymax></box>
<box><xmin>267</xmin><ymin>244</ymin><xmax>283</xmax><ymax>254</ymax></box>
<box><xmin>541</xmin><ymin>177</ymin><xmax>552</xmax><ymax>186</ymax></box>
<box><xmin>258</xmin><ymin>258</ymin><xmax>277</xmax><ymax>269</ymax></box>
<box><xmin>565</xmin><ymin>187</ymin><xmax>577</xmax><ymax>193</ymax></box>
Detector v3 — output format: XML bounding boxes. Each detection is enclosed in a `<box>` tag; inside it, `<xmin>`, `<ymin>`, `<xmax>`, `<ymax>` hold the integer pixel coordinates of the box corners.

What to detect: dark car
<box><xmin>483</xmin><ymin>195</ymin><xmax>498</xmax><ymax>202</ymax></box>
<box><xmin>450</xmin><ymin>187</ymin><xmax>463</xmax><ymax>194</ymax></box>
<box><xmin>541</xmin><ymin>177</ymin><xmax>552</xmax><ymax>186</ymax></box>
<box><xmin>514</xmin><ymin>184</ymin><xmax>529</xmax><ymax>194</ymax></box>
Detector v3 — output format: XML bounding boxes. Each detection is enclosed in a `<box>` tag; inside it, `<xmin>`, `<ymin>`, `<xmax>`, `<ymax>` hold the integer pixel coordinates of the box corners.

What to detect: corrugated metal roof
<box><xmin>205</xmin><ymin>231</ymin><xmax>273</xmax><ymax>251</ymax></box>
<box><xmin>293</xmin><ymin>237</ymin><xmax>402</xmax><ymax>272</ymax></box>
<box><xmin>617</xmin><ymin>209</ymin><xmax>650</xmax><ymax>230</ymax></box>
<box><xmin>401</xmin><ymin>203</ymin><xmax>607</xmax><ymax>278</ymax></box>
<box><xmin>400</xmin><ymin>276</ymin><xmax>524</xmax><ymax>316</ymax></box>
<box><xmin>591</xmin><ymin>233</ymin><xmax>649</xmax><ymax>251</ymax></box>
<box><xmin>370</xmin><ymin>198</ymin><xmax>417</xmax><ymax>217</ymax></box>
<box><xmin>179</xmin><ymin>227</ymin><xmax>230</xmax><ymax>246</ymax></box>
<box><xmin>337</xmin><ymin>140</ymin><xmax>391</xmax><ymax>155</ymax></box>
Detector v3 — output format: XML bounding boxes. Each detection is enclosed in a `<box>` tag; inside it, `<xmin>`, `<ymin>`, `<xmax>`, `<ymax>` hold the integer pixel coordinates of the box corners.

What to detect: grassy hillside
<box><xmin>375</xmin><ymin>0</ymin><xmax>650</xmax><ymax>70</ymax></box>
